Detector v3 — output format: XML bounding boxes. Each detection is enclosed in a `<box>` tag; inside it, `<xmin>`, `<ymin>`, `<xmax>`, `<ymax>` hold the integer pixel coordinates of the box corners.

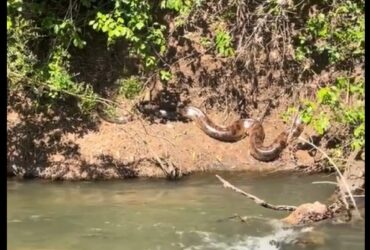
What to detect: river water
<box><xmin>7</xmin><ymin>172</ymin><xmax>364</xmax><ymax>250</ymax></box>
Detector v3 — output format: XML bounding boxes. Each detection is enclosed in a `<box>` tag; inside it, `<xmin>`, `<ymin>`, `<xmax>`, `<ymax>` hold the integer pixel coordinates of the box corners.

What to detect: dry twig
<box><xmin>215</xmin><ymin>174</ymin><xmax>297</xmax><ymax>211</ymax></box>
<box><xmin>312</xmin><ymin>181</ymin><xmax>338</xmax><ymax>185</ymax></box>
<box><xmin>298</xmin><ymin>136</ymin><xmax>362</xmax><ymax>220</ymax></box>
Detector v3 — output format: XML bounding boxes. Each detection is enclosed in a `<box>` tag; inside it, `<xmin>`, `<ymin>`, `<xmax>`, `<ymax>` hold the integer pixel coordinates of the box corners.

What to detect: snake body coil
<box><xmin>97</xmin><ymin>101</ymin><xmax>303</xmax><ymax>162</ymax></box>
<box><xmin>179</xmin><ymin>106</ymin><xmax>255</xmax><ymax>142</ymax></box>
<box><xmin>180</xmin><ymin>106</ymin><xmax>303</xmax><ymax>162</ymax></box>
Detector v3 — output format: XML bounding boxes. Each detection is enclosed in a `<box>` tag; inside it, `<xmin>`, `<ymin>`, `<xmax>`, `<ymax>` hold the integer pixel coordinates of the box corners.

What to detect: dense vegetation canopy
<box><xmin>7</xmin><ymin>0</ymin><xmax>364</xmax><ymax>162</ymax></box>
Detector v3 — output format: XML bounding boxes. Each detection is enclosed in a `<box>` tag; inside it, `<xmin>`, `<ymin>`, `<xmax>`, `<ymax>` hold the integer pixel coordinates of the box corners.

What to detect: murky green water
<box><xmin>7</xmin><ymin>172</ymin><xmax>364</xmax><ymax>250</ymax></box>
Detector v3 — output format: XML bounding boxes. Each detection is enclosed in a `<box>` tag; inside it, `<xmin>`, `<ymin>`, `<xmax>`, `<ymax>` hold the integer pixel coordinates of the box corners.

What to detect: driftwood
<box><xmin>215</xmin><ymin>174</ymin><xmax>335</xmax><ymax>225</ymax></box>
<box><xmin>215</xmin><ymin>174</ymin><xmax>297</xmax><ymax>211</ymax></box>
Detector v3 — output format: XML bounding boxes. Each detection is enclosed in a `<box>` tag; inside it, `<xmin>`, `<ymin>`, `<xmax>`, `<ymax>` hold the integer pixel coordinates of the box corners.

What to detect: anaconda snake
<box><xmin>179</xmin><ymin>106</ymin><xmax>304</xmax><ymax>162</ymax></box>
<box><xmin>97</xmin><ymin>102</ymin><xmax>304</xmax><ymax>162</ymax></box>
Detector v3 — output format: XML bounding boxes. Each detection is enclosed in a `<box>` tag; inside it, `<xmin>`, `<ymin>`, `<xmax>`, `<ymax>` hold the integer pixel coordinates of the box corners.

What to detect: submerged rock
<box><xmin>281</xmin><ymin>201</ymin><xmax>333</xmax><ymax>225</ymax></box>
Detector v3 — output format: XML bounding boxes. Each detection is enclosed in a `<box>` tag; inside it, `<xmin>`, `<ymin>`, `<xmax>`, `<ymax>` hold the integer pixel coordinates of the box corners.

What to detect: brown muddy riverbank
<box><xmin>7</xmin><ymin>97</ymin><xmax>318</xmax><ymax>180</ymax></box>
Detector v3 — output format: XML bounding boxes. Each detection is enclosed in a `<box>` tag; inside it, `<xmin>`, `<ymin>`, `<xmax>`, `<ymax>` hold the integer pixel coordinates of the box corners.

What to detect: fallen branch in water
<box><xmin>312</xmin><ymin>181</ymin><xmax>338</xmax><ymax>185</ymax></box>
<box><xmin>298</xmin><ymin>136</ymin><xmax>362</xmax><ymax>220</ymax></box>
<box><xmin>215</xmin><ymin>175</ymin><xmax>297</xmax><ymax>211</ymax></box>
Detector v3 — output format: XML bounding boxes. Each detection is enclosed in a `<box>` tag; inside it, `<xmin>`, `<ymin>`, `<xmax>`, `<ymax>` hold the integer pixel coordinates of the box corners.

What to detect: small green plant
<box><xmin>215</xmin><ymin>29</ymin><xmax>235</xmax><ymax>57</ymax></box>
<box><xmin>281</xmin><ymin>106</ymin><xmax>298</xmax><ymax>123</ymax></box>
<box><xmin>42</xmin><ymin>18</ymin><xmax>86</xmax><ymax>49</ymax></box>
<box><xmin>99</xmin><ymin>102</ymin><xmax>122</xmax><ymax>120</ymax></box>
<box><xmin>285</xmin><ymin>101</ymin><xmax>330</xmax><ymax>135</ymax></box>
<box><xmin>200</xmin><ymin>36</ymin><xmax>212</xmax><ymax>48</ymax></box>
<box><xmin>161</xmin><ymin>0</ymin><xmax>189</xmax><ymax>11</ymax></box>
<box><xmin>117</xmin><ymin>76</ymin><xmax>142</xmax><ymax>99</ymax></box>
<box><xmin>159</xmin><ymin>70</ymin><xmax>172</xmax><ymax>82</ymax></box>
<box><xmin>312</xmin><ymin>111</ymin><xmax>331</xmax><ymax>135</ymax></box>
<box><xmin>300</xmin><ymin>101</ymin><xmax>316</xmax><ymax>124</ymax></box>
<box><xmin>160</xmin><ymin>0</ymin><xmax>195</xmax><ymax>27</ymax></box>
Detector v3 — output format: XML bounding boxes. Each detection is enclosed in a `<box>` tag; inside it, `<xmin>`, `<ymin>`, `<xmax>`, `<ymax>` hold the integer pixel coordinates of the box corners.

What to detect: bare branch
<box><xmin>215</xmin><ymin>174</ymin><xmax>297</xmax><ymax>211</ymax></box>
<box><xmin>312</xmin><ymin>181</ymin><xmax>338</xmax><ymax>185</ymax></box>
<box><xmin>298</xmin><ymin>136</ymin><xmax>362</xmax><ymax>220</ymax></box>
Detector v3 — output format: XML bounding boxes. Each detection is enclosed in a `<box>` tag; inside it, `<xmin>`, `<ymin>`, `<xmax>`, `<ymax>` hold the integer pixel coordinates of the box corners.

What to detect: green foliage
<box><xmin>160</xmin><ymin>0</ymin><xmax>196</xmax><ymax>27</ymax></box>
<box><xmin>44</xmin><ymin>47</ymin><xmax>98</xmax><ymax>111</ymax></box>
<box><xmin>160</xmin><ymin>0</ymin><xmax>191</xmax><ymax>12</ymax></box>
<box><xmin>281</xmin><ymin>106</ymin><xmax>298</xmax><ymax>123</ymax></box>
<box><xmin>7</xmin><ymin>0</ymin><xmax>365</xmax><ymax>161</ymax></box>
<box><xmin>7</xmin><ymin>0</ymin><xmax>35</xmax><ymax>84</ymax></box>
<box><xmin>7</xmin><ymin>0</ymin><xmax>23</xmax><ymax>13</ymax></box>
<box><xmin>200</xmin><ymin>36</ymin><xmax>212</xmax><ymax>48</ymax></box>
<box><xmin>265</xmin><ymin>0</ymin><xmax>285</xmax><ymax>16</ymax></box>
<box><xmin>291</xmin><ymin>1</ymin><xmax>365</xmax><ymax>154</ymax></box>
<box><xmin>89</xmin><ymin>0</ymin><xmax>167</xmax><ymax>69</ymax></box>
<box><xmin>7</xmin><ymin>0</ymin><xmax>101</xmax><ymax>112</ymax></box>
<box><xmin>7</xmin><ymin>16</ymin><xmax>37</xmax><ymax>90</ymax></box>
<box><xmin>293</xmin><ymin>76</ymin><xmax>364</xmax><ymax>151</ymax></box>
<box><xmin>215</xmin><ymin>29</ymin><xmax>235</xmax><ymax>57</ymax></box>
<box><xmin>7</xmin><ymin>0</ymin><xmax>187</xmax><ymax>113</ymax></box>
<box><xmin>295</xmin><ymin>0</ymin><xmax>364</xmax><ymax>65</ymax></box>
<box><xmin>45</xmin><ymin>19</ymin><xmax>87</xmax><ymax>49</ymax></box>
<box><xmin>300</xmin><ymin>101</ymin><xmax>316</xmax><ymax>124</ymax></box>
<box><xmin>352</xmin><ymin>123</ymin><xmax>364</xmax><ymax>150</ymax></box>
<box><xmin>313</xmin><ymin>112</ymin><xmax>331</xmax><ymax>135</ymax></box>
<box><xmin>159</xmin><ymin>70</ymin><xmax>172</xmax><ymax>82</ymax></box>
<box><xmin>117</xmin><ymin>76</ymin><xmax>142</xmax><ymax>99</ymax></box>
